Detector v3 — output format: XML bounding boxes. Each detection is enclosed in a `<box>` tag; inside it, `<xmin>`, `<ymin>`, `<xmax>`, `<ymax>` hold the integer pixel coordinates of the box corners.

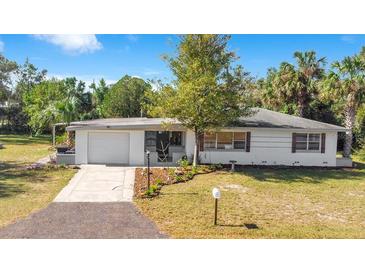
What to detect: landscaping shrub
<box><xmin>155</xmin><ymin>178</ymin><xmax>163</xmax><ymax>186</ymax></box>
<box><xmin>174</xmin><ymin>175</ymin><xmax>184</xmax><ymax>183</ymax></box>
<box><xmin>186</xmin><ymin>171</ymin><xmax>194</xmax><ymax>180</ymax></box>
<box><xmin>355</xmin><ymin>145</ymin><xmax>365</xmax><ymax>161</ymax></box>
<box><xmin>178</xmin><ymin>158</ymin><xmax>190</xmax><ymax>170</ymax></box>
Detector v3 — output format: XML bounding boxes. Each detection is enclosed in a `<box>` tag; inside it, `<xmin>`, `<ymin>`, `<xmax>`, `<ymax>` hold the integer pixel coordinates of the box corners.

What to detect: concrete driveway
<box><xmin>0</xmin><ymin>165</ymin><xmax>168</xmax><ymax>238</ymax></box>
<box><xmin>54</xmin><ymin>165</ymin><xmax>135</xmax><ymax>202</ymax></box>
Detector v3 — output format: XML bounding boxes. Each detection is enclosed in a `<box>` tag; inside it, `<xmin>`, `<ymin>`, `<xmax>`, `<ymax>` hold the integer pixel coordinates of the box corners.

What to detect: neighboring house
<box><xmin>60</xmin><ymin>108</ymin><xmax>351</xmax><ymax>167</ymax></box>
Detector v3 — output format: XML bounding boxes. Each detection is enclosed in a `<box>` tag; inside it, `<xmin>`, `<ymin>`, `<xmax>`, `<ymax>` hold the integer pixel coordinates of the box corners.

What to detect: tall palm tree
<box><xmin>322</xmin><ymin>55</ymin><xmax>365</xmax><ymax>158</ymax></box>
<box><xmin>260</xmin><ymin>51</ymin><xmax>326</xmax><ymax>117</ymax></box>
<box><xmin>55</xmin><ymin>78</ymin><xmax>85</xmax><ymax>147</ymax></box>
<box><xmin>288</xmin><ymin>51</ymin><xmax>326</xmax><ymax>117</ymax></box>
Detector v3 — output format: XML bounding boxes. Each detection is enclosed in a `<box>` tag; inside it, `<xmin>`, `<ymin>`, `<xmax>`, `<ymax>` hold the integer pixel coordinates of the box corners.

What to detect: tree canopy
<box><xmin>147</xmin><ymin>34</ymin><xmax>252</xmax><ymax>165</ymax></box>
<box><xmin>102</xmin><ymin>75</ymin><xmax>151</xmax><ymax>118</ymax></box>
<box><xmin>321</xmin><ymin>54</ymin><xmax>365</xmax><ymax>157</ymax></box>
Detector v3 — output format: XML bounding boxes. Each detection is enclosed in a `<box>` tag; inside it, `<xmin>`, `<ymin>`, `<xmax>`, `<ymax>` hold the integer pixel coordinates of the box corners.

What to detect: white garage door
<box><xmin>88</xmin><ymin>132</ymin><xmax>130</xmax><ymax>164</ymax></box>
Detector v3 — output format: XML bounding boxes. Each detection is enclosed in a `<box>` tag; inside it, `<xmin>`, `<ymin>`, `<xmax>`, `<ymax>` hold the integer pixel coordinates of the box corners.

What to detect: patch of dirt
<box><xmin>220</xmin><ymin>184</ymin><xmax>249</xmax><ymax>193</ymax></box>
<box><xmin>348</xmin><ymin>191</ymin><xmax>365</xmax><ymax>197</ymax></box>
<box><xmin>317</xmin><ymin>213</ymin><xmax>347</xmax><ymax>223</ymax></box>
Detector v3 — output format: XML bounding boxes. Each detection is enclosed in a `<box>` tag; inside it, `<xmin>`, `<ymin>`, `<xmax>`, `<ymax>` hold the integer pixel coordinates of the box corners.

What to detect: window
<box><xmin>170</xmin><ymin>131</ymin><xmax>182</xmax><ymax>146</ymax></box>
<box><xmin>217</xmin><ymin>132</ymin><xmax>233</xmax><ymax>149</ymax></box>
<box><xmin>233</xmin><ymin>132</ymin><xmax>246</xmax><ymax>149</ymax></box>
<box><xmin>295</xmin><ymin>133</ymin><xmax>321</xmax><ymax>152</ymax></box>
<box><xmin>204</xmin><ymin>132</ymin><xmax>246</xmax><ymax>150</ymax></box>
<box><xmin>145</xmin><ymin>131</ymin><xmax>156</xmax><ymax>147</ymax></box>
<box><xmin>204</xmin><ymin>132</ymin><xmax>216</xmax><ymax>149</ymax></box>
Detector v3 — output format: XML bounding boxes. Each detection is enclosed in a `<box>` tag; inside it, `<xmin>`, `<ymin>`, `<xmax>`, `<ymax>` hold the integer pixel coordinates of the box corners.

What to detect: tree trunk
<box><xmin>343</xmin><ymin>105</ymin><xmax>355</xmax><ymax>158</ymax></box>
<box><xmin>193</xmin><ymin>129</ymin><xmax>200</xmax><ymax>167</ymax></box>
<box><xmin>298</xmin><ymin>91</ymin><xmax>306</xmax><ymax>117</ymax></box>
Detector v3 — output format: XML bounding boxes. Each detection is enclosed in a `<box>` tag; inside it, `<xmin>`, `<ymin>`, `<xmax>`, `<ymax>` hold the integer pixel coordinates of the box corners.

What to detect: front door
<box><xmin>156</xmin><ymin>131</ymin><xmax>170</xmax><ymax>161</ymax></box>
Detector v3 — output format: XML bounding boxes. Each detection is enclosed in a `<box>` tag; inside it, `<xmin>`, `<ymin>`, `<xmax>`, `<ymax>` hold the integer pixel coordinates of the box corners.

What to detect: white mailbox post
<box><xmin>212</xmin><ymin>187</ymin><xmax>221</xmax><ymax>225</ymax></box>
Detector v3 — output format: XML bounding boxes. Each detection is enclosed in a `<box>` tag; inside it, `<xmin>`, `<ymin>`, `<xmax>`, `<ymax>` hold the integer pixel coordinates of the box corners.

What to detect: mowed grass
<box><xmin>0</xmin><ymin>134</ymin><xmax>76</xmax><ymax>228</ymax></box>
<box><xmin>0</xmin><ymin>134</ymin><xmax>53</xmax><ymax>165</ymax></box>
<box><xmin>135</xmin><ymin>162</ymin><xmax>365</xmax><ymax>239</ymax></box>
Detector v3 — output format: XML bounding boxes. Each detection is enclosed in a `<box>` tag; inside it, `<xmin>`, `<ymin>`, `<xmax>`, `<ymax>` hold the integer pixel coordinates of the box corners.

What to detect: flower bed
<box><xmin>134</xmin><ymin>164</ymin><xmax>220</xmax><ymax>198</ymax></box>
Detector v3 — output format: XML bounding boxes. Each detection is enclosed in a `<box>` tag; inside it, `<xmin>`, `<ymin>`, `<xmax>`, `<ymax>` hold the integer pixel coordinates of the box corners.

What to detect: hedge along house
<box><xmin>60</xmin><ymin>108</ymin><xmax>351</xmax><ymax>167</ymax></box>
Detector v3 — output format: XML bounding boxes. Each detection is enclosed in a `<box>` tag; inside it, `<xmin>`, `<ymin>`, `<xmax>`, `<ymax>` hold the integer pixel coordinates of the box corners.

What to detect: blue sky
<box><xmin>1</xmin><ymin>34</ymin><xmax>365</xmax><ymax>86</ymax></box>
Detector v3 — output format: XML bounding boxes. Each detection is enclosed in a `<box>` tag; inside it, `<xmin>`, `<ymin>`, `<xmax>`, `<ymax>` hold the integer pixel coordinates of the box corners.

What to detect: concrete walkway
<box><xmin>0</xmin><ymin>203</ymin><xmax>167</xmax><ymax>239</ymax></box>
<box><xmin>54</xmin><ymin>165</ymin><xmax>135</xmax><ymax>202</ymax></box>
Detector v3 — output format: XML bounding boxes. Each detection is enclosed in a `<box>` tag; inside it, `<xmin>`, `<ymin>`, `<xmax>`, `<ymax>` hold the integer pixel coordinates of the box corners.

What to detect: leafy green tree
<box><xmin>321</xmin><ymin>54</ymin><xmax>365</xmax><ymax>158</ymax></box>
<box><xmin>89</xmin><ymin>78</ymin><xmax>109</xmax><ymax>118</ymax></box>
<box><xmin>23</xmin><ymin>78</ymin><xmax>65</xmax><ymax>134</ymax></box>
<box><xmin>16</xmin><ymin>58</ymin><xmax>47</xmax><ymax>101</ymax></box>
<box><xmin>0</xmin><ymin>54</ymin><xmax>18</xmax><ymax>104</ymax></box>
<box><xmin>23</xmin><ymin>77</ymin><xmax>89</xmax><ymax>136</ymax></box>
<box><xmin>147</xmin><ymin>34</ymin><xmax>252</xmax><ymax>166</ymax></box>
<box><xmin>102</xmin><ymin>75</ymin><xmax>151</xmax><ymax>118</ymax></box>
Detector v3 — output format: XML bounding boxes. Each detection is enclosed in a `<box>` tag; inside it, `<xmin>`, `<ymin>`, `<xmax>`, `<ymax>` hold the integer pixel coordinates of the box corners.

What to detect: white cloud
<box><xmin>143</xmin><ymin>69</ymin><xmax>160</xmax><ymax>76</ymax></box>
<box><xmin>126</xmin><ymin>34</ymin><xmax>138</xmax><ymax>42</ymax></box>
<box><xmin>33</xmin><ymin>34</ymin><xmax>102</xmax><ymax>54</ymax></box>
<box><xmin>340</xmin><ymin>35</ymin><xmax>356</xmax><ymax>44</ymax></box>
<box><xmin>0</xmin><ymin>40</ymin><xmax>4</xmax><ymax>52</ymax></box>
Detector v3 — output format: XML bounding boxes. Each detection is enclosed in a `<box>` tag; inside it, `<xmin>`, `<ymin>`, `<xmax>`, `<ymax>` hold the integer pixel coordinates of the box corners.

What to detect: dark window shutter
<box><xmin>246</xmin><ymin>132</ymin><xmax>251</xmax><ymax>152</ymax></box>
<box><xmin>321</xmin><ymin>133</ymin><xmax>326</xmax><ymax>154</ymax></box>
<box><xmin>292</xmin><ymin>133</ymin><xmax>296</xmax><ymax>153</ymax></box>
<box><xmin>198</xmin><ymin>133</ymin><xmax>204</xmax><ymax>151</ymax></box>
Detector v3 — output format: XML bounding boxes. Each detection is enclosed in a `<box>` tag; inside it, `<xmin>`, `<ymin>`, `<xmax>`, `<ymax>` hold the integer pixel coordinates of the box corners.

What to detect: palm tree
<box><xmin>56</xmin><ymin>78</ymin><xmax>85</xmax><ymax>147</ymax></box>
<box><xmin>287</xmin><ymin>51</ymin><xmax>326</xmax><ymax>117</ymax></box>
<box><xmin>321</xmin><ymin>55</ymin><xmax>365</xmax><ymax>158</ymax></box>
<box><xmin>259</xmin><ymin>51</ymin><xmax>326</xmax><ymax>117</ymax></box>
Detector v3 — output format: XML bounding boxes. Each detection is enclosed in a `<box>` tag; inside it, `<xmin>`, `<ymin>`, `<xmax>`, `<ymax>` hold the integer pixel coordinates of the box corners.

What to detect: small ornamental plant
<box><xmin>178</xmin><ymin>158</ymin><xmax>190</xmax><ymax>170</ymax></box>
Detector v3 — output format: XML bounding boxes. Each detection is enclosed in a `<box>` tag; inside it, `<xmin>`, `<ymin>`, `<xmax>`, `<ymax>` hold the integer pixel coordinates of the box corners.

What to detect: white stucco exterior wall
<box><xmin>194</xmin><ymin>129</ymin><xmax>338</xmax><ymax>167</ymax></box>
<box><xmin>129</xmin><ymin>130</ymin><xmax>145</xmax><ymax>165</ymax></box>
<box><xmin>74</xmin><ymin>128</ymin><xmax>339</xmax><ymax>167</ymax></box>
<box><xmin>75</xmin><ymin>130</ymin><xmax>88</xmax><ymax>164</ymax></box>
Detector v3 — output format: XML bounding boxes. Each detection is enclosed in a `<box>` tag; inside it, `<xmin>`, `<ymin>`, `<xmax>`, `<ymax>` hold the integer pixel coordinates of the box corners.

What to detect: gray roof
<box><xmin>232</xmin><ymin>108</ymin><xmax>347</xmax><ymax>131</ymax></box>
<box><xmin>67</xmin><ymin>108</ymin><xmax>347</xmax><ymax>131</ymax></box>
<box><xmin>67</xmin><ymin>117</ymin><xmax>182</xmax><ymax>130</ymax></box>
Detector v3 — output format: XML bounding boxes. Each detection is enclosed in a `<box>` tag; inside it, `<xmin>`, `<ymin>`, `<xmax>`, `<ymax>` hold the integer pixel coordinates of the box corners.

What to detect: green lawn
<box><xmin>0</xmin><ymin>134</ymin><xmax>76</xmax><ymax>228</ymax></box>
<box><xmin>0</xmin><ymin>134</ymin><xmax>53</xmax><ymax>166</ymax></box>
<box><xmin>135</xmin><ymin>162</ymin><xmax>365</xmax><ymax>239</ymax></box>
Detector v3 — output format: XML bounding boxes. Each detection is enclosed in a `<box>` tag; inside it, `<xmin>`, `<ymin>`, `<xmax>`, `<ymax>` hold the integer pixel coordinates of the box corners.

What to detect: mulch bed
<box><xmin>134</xmin><ymin>167</ymin><xmax>173</xmax><ymax>198</ymax></box>
<box><xmin>134</xmin><ymin>165</ymin><xmax>217</xmax><ymax>199</ymax></box>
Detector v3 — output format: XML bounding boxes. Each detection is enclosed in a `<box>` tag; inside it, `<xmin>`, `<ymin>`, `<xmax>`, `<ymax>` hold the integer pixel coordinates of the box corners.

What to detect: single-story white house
<box><xmin>59</xmin><ymin>108</ymin><xmax>351</xmax><ymax>167</ymax></box>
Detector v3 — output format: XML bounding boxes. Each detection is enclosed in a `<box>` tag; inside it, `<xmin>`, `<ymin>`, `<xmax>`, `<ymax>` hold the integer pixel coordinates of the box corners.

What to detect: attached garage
<box><xmin>88</xmin><ymin>132</ymin><xmax>130</xmax><ymax>164</ymax></box>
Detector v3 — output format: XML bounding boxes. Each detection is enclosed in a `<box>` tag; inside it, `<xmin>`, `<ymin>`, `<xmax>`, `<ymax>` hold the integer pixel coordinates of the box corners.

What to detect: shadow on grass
<box><xmin>219</xmin><ymin>223</ymin><xmax>260</xmax><ymax>229</ymax></box>
<box><xmin>160</xmin><ymin>192</ymin><xmax>199</xmax><ymax>196</ymax></box>
<box><xmin>0</xmin><ymin>168</ymin><xmax>52</xmax><ymax>199</ymax></box>
<box><xmin>0</xmin><ymin>161</ymin><xmax>25</xmax><ymax>171</ymax></box>
<box><xmin>0</xmin><ymin>182</ymin><xmax>26</xmax><ymax>198</ymax></box>
<box><xmin>0</xmin><ymin>134</ymin><xmax>51</xmax><ymax>145</ymax></box>
<box><xmin>237</xmin><ymin>166</ymin><xmax>365</xmax><ymax>184</ymax></box>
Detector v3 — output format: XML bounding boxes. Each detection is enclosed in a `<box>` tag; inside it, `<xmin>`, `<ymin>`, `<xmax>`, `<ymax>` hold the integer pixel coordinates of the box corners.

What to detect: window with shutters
<box><xmin>294</xmin><ymin>133</ymin><xmax>321</xmax><ymax>152</ymax></box>
<box><xmin>203</xmin><ymin>132</ymin><xmax>246</xmax><ymax>150</ymax></box>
